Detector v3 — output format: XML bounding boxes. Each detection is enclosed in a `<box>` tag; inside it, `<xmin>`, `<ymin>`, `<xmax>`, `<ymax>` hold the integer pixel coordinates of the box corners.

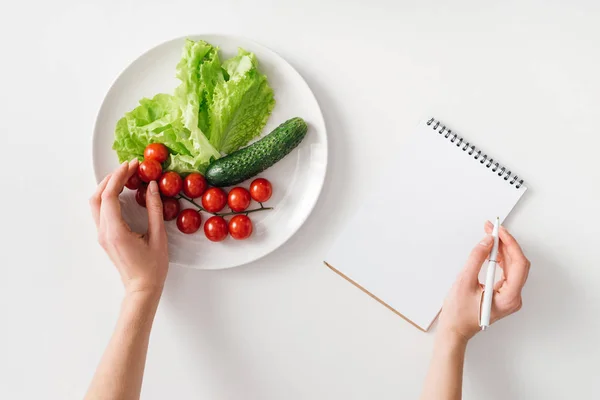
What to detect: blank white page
<box><xmin>326</xmin><ymin>119</ymin><xmax>527</xmax><ymax>331</ymax></box>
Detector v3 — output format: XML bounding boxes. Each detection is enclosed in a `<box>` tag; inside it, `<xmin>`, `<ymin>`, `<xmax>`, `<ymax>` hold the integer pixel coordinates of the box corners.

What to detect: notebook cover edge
<box><xmin>324</xmin><ymin>261</ymin><xmax>429</xmax><ymax>332</ymax></box>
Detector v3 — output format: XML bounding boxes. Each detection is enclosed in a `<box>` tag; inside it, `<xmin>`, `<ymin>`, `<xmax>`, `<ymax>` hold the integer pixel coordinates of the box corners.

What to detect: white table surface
<box><xmin>2</xmin><ymin>1</ymin><xmax>600</xmax><ymax>399</ymax></box>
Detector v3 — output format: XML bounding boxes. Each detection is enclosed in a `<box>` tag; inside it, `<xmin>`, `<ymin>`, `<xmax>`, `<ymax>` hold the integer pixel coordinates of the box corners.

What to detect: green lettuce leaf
<box><xmin>208</xmin><ymin>49</ymin><xmax>275</xmax><ymax>154</ymax></box>
<box><xmin>113</xmin><ymin>94</ymin><xmax>179</xmax><ymax>162</ymax></box>
<box><xmin>174</xmin><ymin>39</ymin><xmax>222</xmax><ymax>159</ymax></box>
<box><xmin>165</xmin><ymin>153</ymin><xmax>205</xmax><ymax>174</ymax></box>
<box><xmin>112</xmin><ymin>93</ymin><xmax>215</xmax><ymax>173</ymax></box>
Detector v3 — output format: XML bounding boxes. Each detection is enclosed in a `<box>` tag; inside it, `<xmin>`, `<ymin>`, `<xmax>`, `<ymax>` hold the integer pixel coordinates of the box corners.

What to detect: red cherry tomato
<box><xmin>135</xmin><ymin>186</ymin><xmax>147</xmax><ymax>207</ymax></box>
<box><xmin>144</xmin><ymin>143</ymin><xmax>169</xmax><ymax>163</ymax></box>
<box><xmin>159</xmin><ymin>171</ymin><xmax>183</xmax><ymax>197</ymax></box>
<box><xmin>249</xmin><ymin>178</ymin><xmax>272</xmax><ymax>202</ymax></box>
<box><xmin>176</xmin><ymin>209</ymin><xmax>202</xmax><ymax>234</ymax></box>
<box><xmin>227</xmin><ymin>187</ymin><xmax>251</xmax><ymax>212</ymax></box>
<box><xmin>204</xmin><ymin>216</ymin><xmax>228</xmax><ymax>242</ymax></box>
<box><xmin>138</xmin><ymin>159</ymin><xmax>162</xmax><ymax>182</ymax></box>
<box><xmin>125</xmin><ymin>171</ymin><xmax>143</xmax><ymax>190</ymax></box>
<box><xmin>229</xmin><ymin>215</ymin><xmax>253</xmax><ymax>240</ymax></box>
<box><xmin>162</xmin><ymin>198</ymin><xmax>181</xmax><ymax>221</ymax></box>
<box><xmin>202</xmin><ymin>187</ymin><xmax>227</xmax><ymax>213</ymax></box>
<box><xmin>183</xmin><ymin>173</ymin><xmax>207</xmax><ymax>198</ymax></box>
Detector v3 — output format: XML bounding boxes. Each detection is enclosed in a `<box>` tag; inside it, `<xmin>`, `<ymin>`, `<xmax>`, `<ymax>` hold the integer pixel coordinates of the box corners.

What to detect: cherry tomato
<box><xmin>162</xmin><ymin>197</ymin><xmax>180</xmax><ymax>221</ymax></box>
<box><xmin>229</xmin><ymin>215</ymin><xmax>253</xmax><ymax>240</ymax></box>
<box><xmin>138</xmin><ymin>159</ymin><xmax>162</xmax><ymax>182</ymax></box>
<box><xmin>159</xmin><ymin>171</ymin><xmax>183</xmax><ymax>197</ymax></box>
<box><xmin>204</xmin><ymin>216</ymin><xmax>228</xmax><ymax>242</ymax></box>
<box><xmin>144</xmin><ymin>143</ymin><xmax>169</xmax><ymax>163</ymax></box>
<box><xmin>125</xmin><ymin>170</ymin><xmax>143</xmax><ymax>190</ymax></box>
<box><xmin>176</xmin><ymin>209</ymin><xmax>201</xmax><ymax>234</ymax></box>
<box><xmin>202</xmin><ymin>187</ymin><xmax>227</xmax><ymax>213</ymax></box>
<box><xmin>249</xmin><ymin>178</ymin><xmax>272</xmax><ymax>202</ymax></box>
<box><xmin>135</xmin><ymin>186</ymin><xmax>147</xmax><ymax>207</ymax></box>
<box><xmin>183</xmin><ymin>173</ymin><xmax>208</xmax><ymax>198</ymax></box>
<box><xmin>228</xmin><ymin>187</ymin><xmax>251</xmax><ymax>212</ymax></box>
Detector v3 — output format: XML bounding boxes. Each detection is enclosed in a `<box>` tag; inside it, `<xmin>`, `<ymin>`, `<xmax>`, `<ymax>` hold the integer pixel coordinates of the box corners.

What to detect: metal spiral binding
<box><xmin>426</xmin><ymin>118</ymin><xmax>524</xmax><ymax>189</ymax></box>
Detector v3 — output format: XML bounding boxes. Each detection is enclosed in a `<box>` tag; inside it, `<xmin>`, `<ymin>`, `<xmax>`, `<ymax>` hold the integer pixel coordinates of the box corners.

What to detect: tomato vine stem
<box><xmin>177</xmin><ymin>194</ymin><xmax>273</xmax><ymax>216</ymax></box>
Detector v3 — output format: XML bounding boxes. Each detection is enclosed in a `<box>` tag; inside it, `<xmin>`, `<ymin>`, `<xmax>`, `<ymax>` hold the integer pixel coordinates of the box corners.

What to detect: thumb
<box><xmin>146</xmin><ymin>181</ymin><xmax>166</xmax><ymax>243</ymax></box>
<box><xmin>461</xmin><ymin>235</ymin><xmax>493</xmax><ymax>287</ymax></box>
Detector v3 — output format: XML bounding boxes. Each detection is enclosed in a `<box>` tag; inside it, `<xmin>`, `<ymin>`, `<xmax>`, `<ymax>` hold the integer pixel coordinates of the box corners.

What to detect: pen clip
<box><xmin>478</xmin><ymin>289</ymin><xmax>485</xmax><ymax>328</ymax></box>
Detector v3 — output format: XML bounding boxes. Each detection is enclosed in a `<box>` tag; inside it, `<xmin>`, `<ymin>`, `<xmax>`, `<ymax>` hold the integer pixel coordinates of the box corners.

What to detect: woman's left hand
<box><xmin>89</xmin><ymin>159</ymin><xmax>169</xmax><ymax>296</ymax></box>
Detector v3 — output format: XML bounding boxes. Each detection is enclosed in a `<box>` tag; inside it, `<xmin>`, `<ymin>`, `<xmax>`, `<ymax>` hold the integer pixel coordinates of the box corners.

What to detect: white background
<box><xmin>1</xmin><ymin>0</ymin><xmax>599</xmax><ymax>399</ymax></box>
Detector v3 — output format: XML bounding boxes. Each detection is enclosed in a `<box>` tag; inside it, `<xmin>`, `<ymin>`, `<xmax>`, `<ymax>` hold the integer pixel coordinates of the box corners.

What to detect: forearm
<box><xmin>85</xmin><ymin>291</ymin><xmax>161</xmax><ymax>400</ymax></box>
<box><xmin>420</xmin><ymin>332</ymin><xmax>468</xmax><ymax>400</ymax></box>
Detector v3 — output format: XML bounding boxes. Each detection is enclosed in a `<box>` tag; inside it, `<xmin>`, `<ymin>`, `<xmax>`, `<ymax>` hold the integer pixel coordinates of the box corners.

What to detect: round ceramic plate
<box><xmin>93</xmin><ymin>34</ymin><xmax>327</xmax><ymax>269</ymax></box>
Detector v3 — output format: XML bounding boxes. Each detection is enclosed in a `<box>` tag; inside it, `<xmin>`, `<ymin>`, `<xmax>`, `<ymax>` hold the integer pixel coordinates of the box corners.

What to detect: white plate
<box><xmin>93</xmin><ymin>34</ymin><xmax>327</xmax><ymax>270</ymax></box>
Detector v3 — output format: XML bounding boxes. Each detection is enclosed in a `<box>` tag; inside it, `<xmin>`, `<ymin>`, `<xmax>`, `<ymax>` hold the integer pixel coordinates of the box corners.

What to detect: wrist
<box><xmin>124</xmin><ymin>279</ymin><xmax>164</xmax><ymax>300</ymax></box>
<box><xmin>435</xmin><ymin>328</ymin><xmax>469</xmax><ymax>352</ymax></box>
<box><xmin>123</xmin><ymin>289</ymin><xmax>162</xmax><ymax>312</ymax></box>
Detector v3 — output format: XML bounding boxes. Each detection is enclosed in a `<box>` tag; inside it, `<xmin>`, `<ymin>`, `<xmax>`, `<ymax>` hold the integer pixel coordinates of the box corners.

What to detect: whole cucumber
<box><xmin>205</xmin><ymin>117</ymin><xmax>308</xmax><ymax>187</ymax></box>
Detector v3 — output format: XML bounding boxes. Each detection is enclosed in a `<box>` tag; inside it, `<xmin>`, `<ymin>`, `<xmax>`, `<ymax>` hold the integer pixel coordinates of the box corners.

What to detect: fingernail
<box><xmin>485</xmin><ymin>220</ymin><xmax>493</xmax><ymax>227</ymax></box>
<box><xmin>129</xmin><ymin>158</ymin><xmax>139</xmax><ymax>167</ymax></box>
<box><xmin>149</xmin><ymin>180</ymin><xmax>159</xmax><ymax>195</ymax></box>
<box><xmin>480</xmin><ymin>235</ymin><xmax>493</xmax><ymax>246</ymax></box>
<box><xmin>121</xmin><ymin>161</ymin><xmax>128</xmax><ymax>167</ymax></box>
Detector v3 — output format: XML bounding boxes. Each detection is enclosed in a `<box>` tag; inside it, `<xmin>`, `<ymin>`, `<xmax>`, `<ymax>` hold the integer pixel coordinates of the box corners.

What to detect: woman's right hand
<box><xmin>437</xmin><ymin>222</ymin><xmax>531</xmax><ymax>343</ymax></box>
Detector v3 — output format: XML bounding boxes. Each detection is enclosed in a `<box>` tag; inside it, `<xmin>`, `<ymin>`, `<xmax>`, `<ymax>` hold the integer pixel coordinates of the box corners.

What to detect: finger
<box><xmin>484</xmin><ymin>221</ymin><xmax>505</xmax><ymax>264</ymax></box>
<box><xmin>145</xmin><ymin>181</ymin><xmax>167</xmax><ymax>245</ymax></box>
<box><xmin>103</xmin><ymin>160</ymin><xmax>138</xmax><ymax>198</ymax></box>
<box><xmin>492</xmin><ymin>290</ymin><xmax>523</xmax><ymax>320</ymax></box>
<box><xmin>100</xmin><ymin>160</ymin><xmax>139</xmax><ymax>222</ymax></box>
<box><xmin>486</xmin><ymin>221</ymin><xmax>528</xmax><ymax>264</ymax></box>
<box><xmin>498</xmin><ymin>225</ymin><xmax>527</xmax><ymax>264</ymax></box>
<box><xmin>500</xmin><ymin>258</ymin><xmax>530</xmax><ymax>298</ymax></box>
<box><xmin>497</xmin><ymin>227</ymin><xmax>530</xmax><ymax>298</ymax></box>
<box><xmin>461</xmin><ymin>234</ymin><xmax>494</xmax><ymax>287</ymax></box>
<box><xmin>494</xmin><ymin>276</ymin><xmax>506</xmax><ymax>291</ymax></box>
<box><xmin>90</xmin><ymin>174</ymin><xmax>111</xmax><ymax>227</ymax></box>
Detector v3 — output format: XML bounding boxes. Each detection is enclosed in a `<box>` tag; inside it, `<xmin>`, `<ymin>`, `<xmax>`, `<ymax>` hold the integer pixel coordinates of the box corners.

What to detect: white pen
<box><xmin>480</xmin><ymin>217</ymin><xmax>500</xmax><ymax>330</ymax></box>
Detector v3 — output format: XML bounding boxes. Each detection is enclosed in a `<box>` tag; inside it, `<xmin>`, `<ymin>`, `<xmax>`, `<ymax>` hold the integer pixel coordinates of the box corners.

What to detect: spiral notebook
<box><xmin>325</xmin><ymin>118</ymin><xmax>527</xmax><ymax>331</ymax></box>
